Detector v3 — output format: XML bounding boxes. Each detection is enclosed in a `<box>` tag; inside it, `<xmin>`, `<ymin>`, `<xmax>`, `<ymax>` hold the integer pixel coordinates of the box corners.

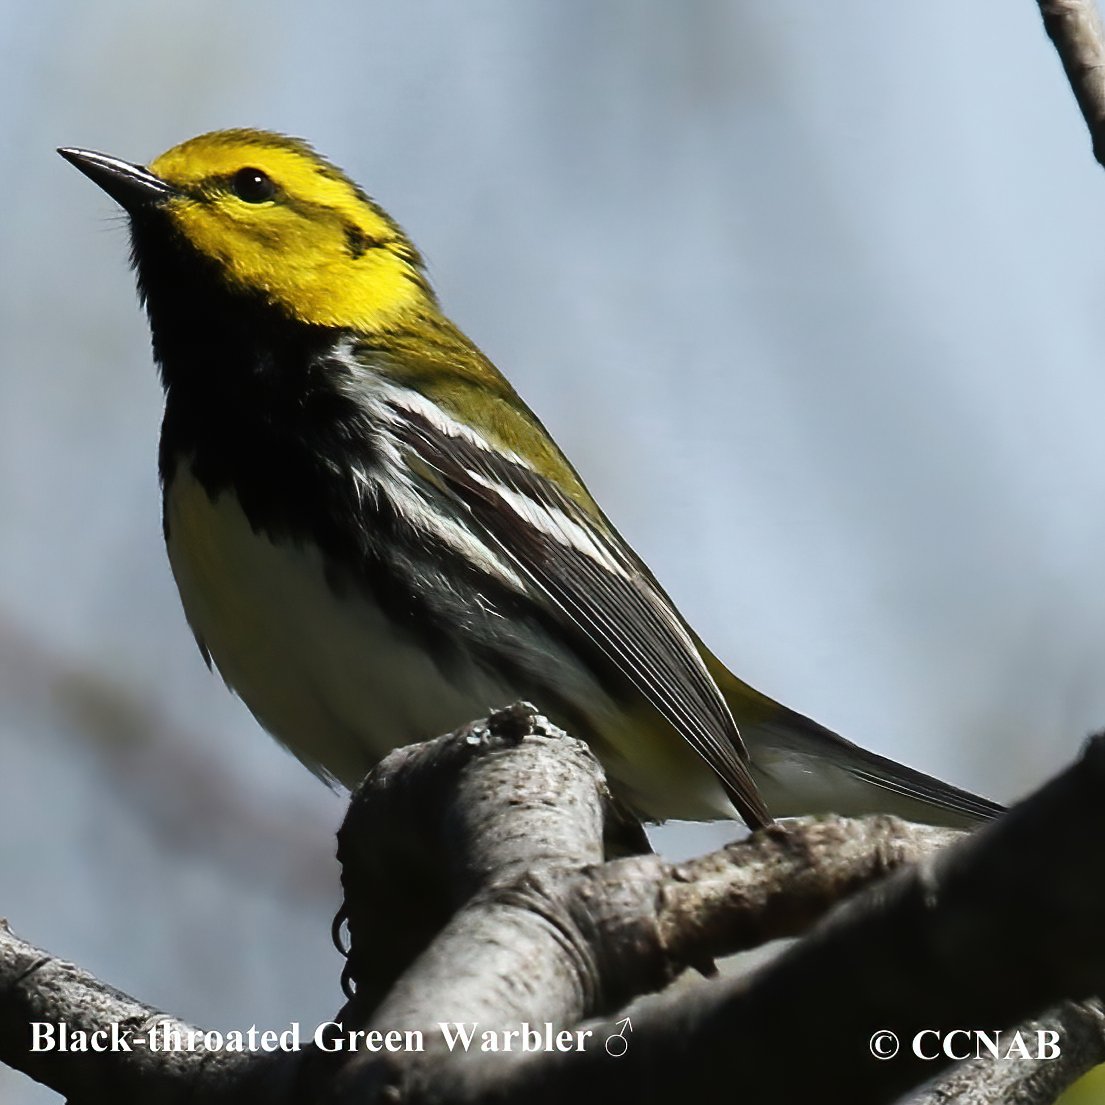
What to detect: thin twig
<box><xmin>1038</xmin><ymin>0</ymin><xmax>1105</xmax><ymax>165</ymax></box>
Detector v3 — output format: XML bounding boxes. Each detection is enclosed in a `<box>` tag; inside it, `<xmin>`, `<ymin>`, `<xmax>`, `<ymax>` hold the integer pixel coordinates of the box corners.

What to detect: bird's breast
<box><xmin>162</xmin><ymin>462</ymin><xmax>508</xmax><ymax>787</ymax></box>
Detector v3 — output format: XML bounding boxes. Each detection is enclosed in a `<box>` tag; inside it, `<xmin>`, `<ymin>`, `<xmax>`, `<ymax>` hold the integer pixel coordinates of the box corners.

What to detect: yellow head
<box><xmin>63</xmin><ymin>129</ymin><xmax>434</xmax><ymax>332</ymax></box>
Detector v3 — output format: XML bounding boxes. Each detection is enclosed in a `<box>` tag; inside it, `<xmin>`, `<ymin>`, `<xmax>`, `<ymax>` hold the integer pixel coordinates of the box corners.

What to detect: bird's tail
<box><xmin>700</xmin><ymin>649</ymin><xmax>1005</xmax><ymax>828</ymax></box>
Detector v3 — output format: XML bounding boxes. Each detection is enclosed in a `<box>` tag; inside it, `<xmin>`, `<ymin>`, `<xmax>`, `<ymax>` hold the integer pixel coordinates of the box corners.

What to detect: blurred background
<box><xmin>4</xmin><ymin>2</ymin><xmax>1105</xmax><ymax>1101</ymax></box>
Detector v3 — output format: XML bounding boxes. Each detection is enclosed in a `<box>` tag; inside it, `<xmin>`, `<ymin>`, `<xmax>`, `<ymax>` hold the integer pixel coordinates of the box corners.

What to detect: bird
<box><xmin>58</xmin><ymin>130</ymin><xmax>1003</xmax><ymax>831</ymax></box>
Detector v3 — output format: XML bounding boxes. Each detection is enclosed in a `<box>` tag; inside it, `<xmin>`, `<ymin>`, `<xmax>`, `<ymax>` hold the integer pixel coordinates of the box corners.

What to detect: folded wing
<box><xmin>386</xmin><ymin>400</ymin><xmax>771</xmax><ymax>829</ymax></box>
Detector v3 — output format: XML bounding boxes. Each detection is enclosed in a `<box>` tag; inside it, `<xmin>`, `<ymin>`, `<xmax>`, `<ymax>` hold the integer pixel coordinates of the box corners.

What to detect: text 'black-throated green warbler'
<box><xmin>59</xmin><ymin>130</ymin><xmax>1004</xmax><ymax>829</ymax></box>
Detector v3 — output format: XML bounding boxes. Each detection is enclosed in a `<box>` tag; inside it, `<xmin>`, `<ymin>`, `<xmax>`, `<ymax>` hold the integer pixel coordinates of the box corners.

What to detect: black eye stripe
<box><xmin>230</xmin><ymin>167</ymin><xmax>276</xmax><ymax>203</ymax></box>
<box><xmin>344</xmin><ymin>224</ymin><xmax>382</xmax><ymax>258</ymax></box>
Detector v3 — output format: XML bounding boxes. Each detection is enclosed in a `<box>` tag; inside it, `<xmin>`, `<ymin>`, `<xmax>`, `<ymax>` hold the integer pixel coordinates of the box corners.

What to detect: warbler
<box><xmin>59</xmin><ymin>130</ymin><xmax>1002</xmax><ymax>829</ymax></box>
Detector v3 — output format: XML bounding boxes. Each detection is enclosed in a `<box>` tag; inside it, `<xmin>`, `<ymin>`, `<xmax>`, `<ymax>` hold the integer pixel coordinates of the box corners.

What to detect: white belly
<box><xmin>164</xmin><ymin>467</ymin><xmax>517</xmax><ymax>787</ymax></box>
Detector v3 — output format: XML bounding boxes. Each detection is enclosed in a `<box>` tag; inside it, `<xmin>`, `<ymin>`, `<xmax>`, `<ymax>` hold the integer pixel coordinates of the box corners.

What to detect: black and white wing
<box><xmin>385</xmin><ymin>401</ymin><xmax>771</xmax><ymax>829</ymax></box>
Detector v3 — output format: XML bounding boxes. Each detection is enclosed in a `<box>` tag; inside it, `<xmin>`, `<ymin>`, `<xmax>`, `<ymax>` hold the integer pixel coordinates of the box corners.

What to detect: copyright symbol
<box><xmin>870</xmin><ymin>1030</ymin><xmax>899</xmax><ymax>1059</ymax></box>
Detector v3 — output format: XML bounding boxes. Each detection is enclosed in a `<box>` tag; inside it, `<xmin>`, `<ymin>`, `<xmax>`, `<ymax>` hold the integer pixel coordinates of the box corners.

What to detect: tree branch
<box><xmin>906</xmin><ymin>1000</ymin><xmax>1105</xmax><ymax>1105</ymax></box>
<box><xmin>7</xmin><ymin>708</ymin><xmax>1105</xmax><ymax>1104</ymax></box>
<box><xmin>0</xmin><ymin>707</ymin><xmax>965</xmax><ymax>1104</ymax></box>
<box><xmin>1038</xmin><ymin>0</ymin><xmax>1105</xmax><ymax>166</ymax></box>
<box><xmin>322</xmin><ymin>725</ymin><xmax>1105</xmax><ymax>1105</ymax></box>
<box><xmin>0</xmin><ymin>919</ymin><xmax>302</xmax><ymax>1103</ymax></box>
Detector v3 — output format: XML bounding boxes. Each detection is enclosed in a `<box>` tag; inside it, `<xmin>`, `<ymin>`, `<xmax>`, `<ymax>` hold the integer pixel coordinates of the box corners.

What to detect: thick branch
<box><xmin>328</xmin><ymin>732</ymin><xmax>1105</xmax><ymax>1105</ymax></box>
<box><xmin>334</xmin><ymin>709</ymin><xmax>960</xmax><ymax>1033</ymax></box>
<box><xmin>0</xmin><ymin>709</ymin><xmax>963</xmax><ymax>1104</ymax></box>
<box><xmin>9</xmin><ymin>712</ymin><xmax>1105</xmax><ymax>1105</ymax></box>
<box><xmin>334</xmin><ymin>704</ymin><xmax>612</xmax><ymax>1015</ymax></box>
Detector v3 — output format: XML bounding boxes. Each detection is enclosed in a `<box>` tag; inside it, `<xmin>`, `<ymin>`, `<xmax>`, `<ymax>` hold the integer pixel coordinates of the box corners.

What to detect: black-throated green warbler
<box><xmin>59</xmin><ymin>130</ymin><xmax>1003</xmax><ymax>828</ymax></box>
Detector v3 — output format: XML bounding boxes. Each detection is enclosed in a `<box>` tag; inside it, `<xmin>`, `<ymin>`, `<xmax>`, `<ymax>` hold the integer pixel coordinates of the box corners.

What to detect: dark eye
<box><xmin>230</xmin><ymin>167</ymin><xmax>275</xmax><ymax>203</ymax></box>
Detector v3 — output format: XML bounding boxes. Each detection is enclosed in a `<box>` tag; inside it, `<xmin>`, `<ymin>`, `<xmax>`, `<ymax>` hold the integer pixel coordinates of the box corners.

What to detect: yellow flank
<box><xmin>166</xmin><ymin>472</ymin><xmax>257</xmax><ymax>634</ymax></box>
<box><xmin>149</xmin><ymin>130</ymin><xmax>433</xmax><ymax>331</ymax></box>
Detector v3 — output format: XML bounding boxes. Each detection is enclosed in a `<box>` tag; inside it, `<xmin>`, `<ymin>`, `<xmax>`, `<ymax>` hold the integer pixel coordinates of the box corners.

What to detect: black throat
<box><xmin>131</xmin><ymin>217</ymin><xmax>371</xmax><ymax>549</ymax></box>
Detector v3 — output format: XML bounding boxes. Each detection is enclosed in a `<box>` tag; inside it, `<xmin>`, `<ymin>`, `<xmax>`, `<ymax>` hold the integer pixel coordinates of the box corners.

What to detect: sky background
<box><xmin>4</xmin><ymin>2</ymin><xmax>1105</xmax><ymax>1102</ymax></box>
